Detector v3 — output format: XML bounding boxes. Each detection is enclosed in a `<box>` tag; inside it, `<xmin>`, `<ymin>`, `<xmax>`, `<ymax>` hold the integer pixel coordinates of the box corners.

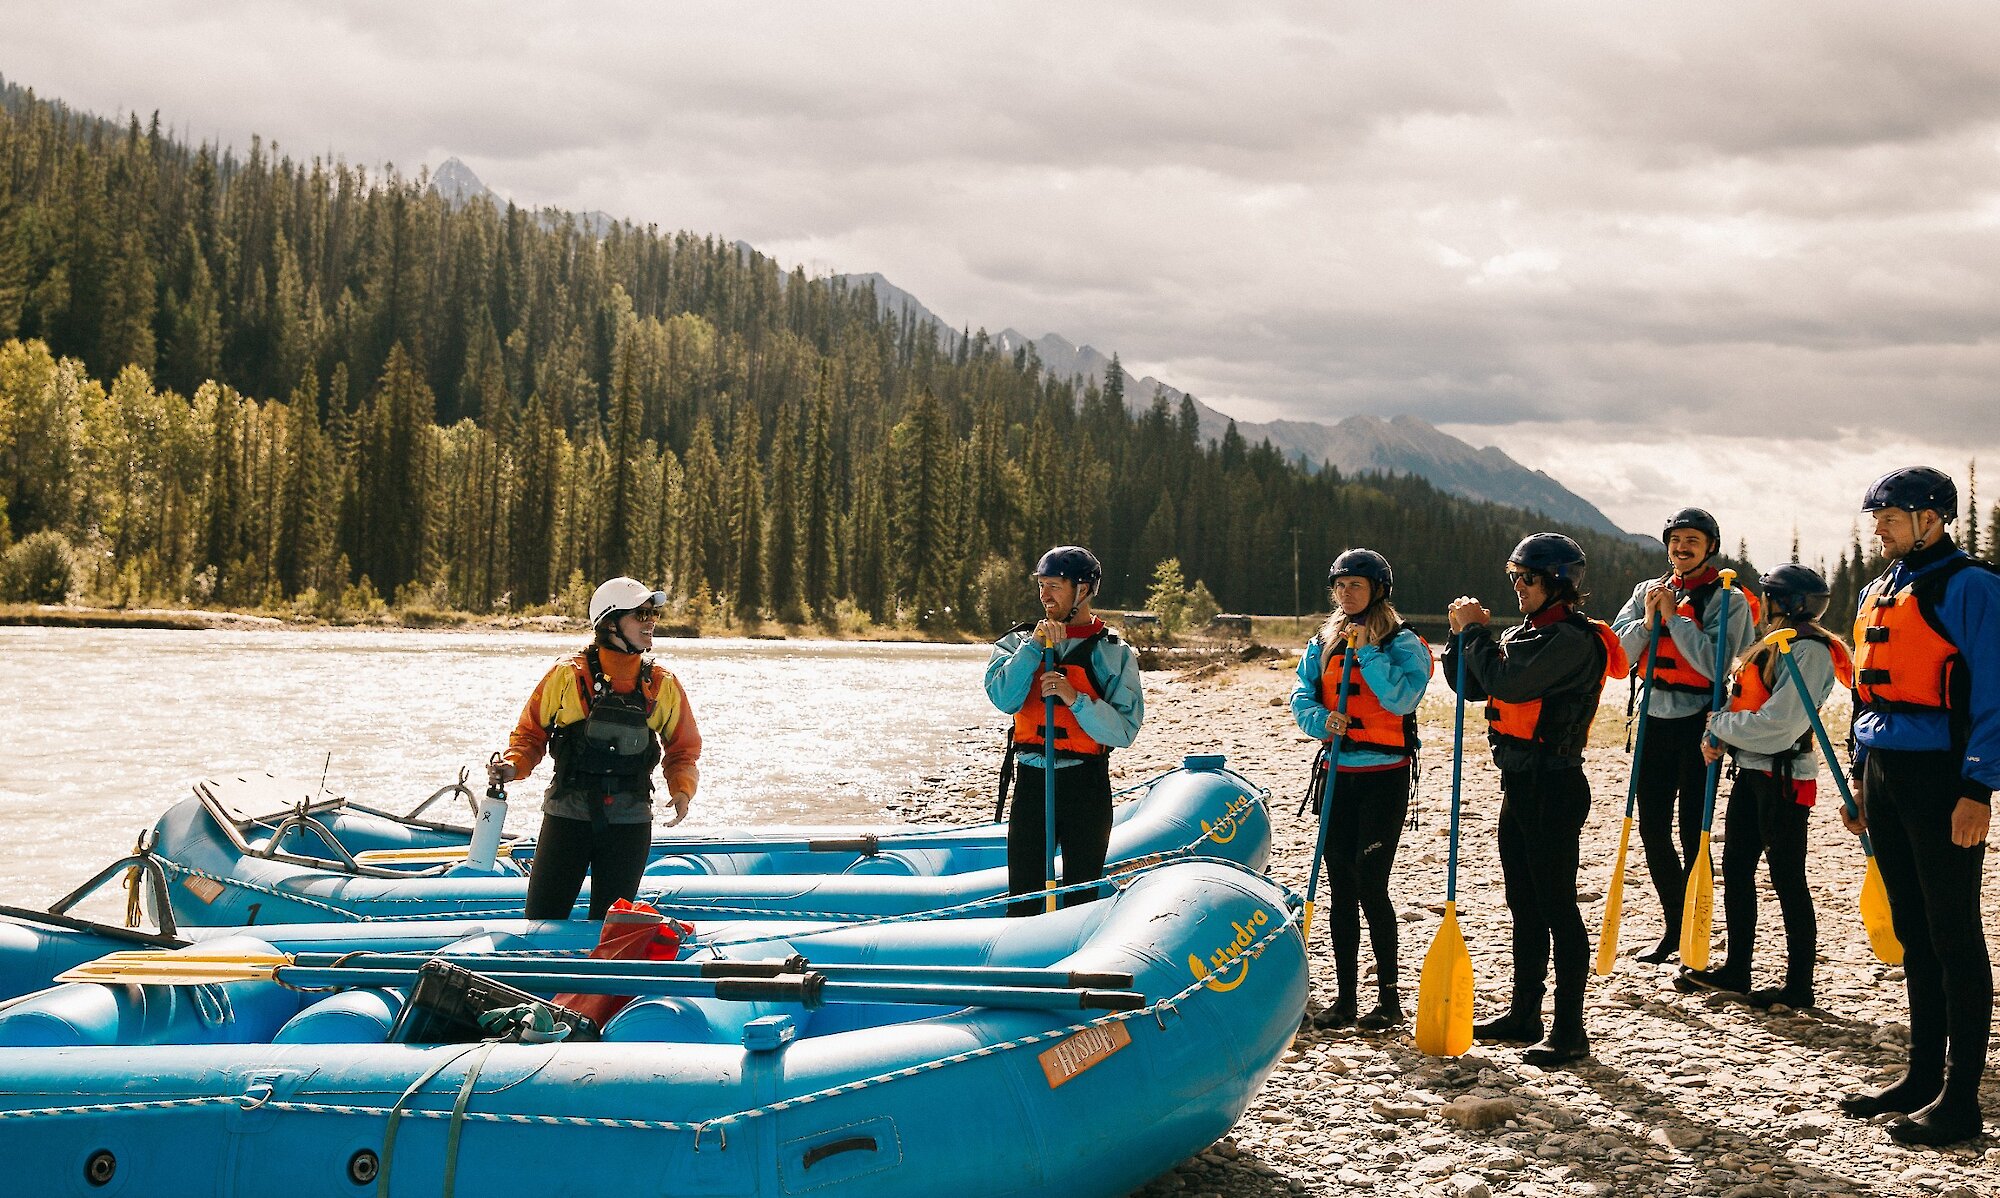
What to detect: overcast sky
<box><xmin>10</xmin><ymin>1</ymin><xmax>2000</xmax><ymax>568</ymax></box>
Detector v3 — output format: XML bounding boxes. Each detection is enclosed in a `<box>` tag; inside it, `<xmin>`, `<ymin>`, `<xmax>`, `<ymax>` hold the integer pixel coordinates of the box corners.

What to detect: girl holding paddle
<box><xmin>1444</xmin><ymin>534</ymin><xmax>1628</xmax><ymax>1067</ymax></box>
<box><xmin>1680</xmin><ymin>564</ymin><xmax>1851</xmax><ymax>1010</ymax></box>
<box><xmin>1290</xmin><ymin>549</ymin><xmax>1434</xmax><ymax>1030</ymax></box>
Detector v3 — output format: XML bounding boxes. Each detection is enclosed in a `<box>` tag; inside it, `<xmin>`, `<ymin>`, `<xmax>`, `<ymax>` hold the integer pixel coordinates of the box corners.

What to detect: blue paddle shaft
<box><xmin>1775</xmin><ymin>647</ymin><xmax>1878</xmax><ymax>858</ymax></box>
<box><xmin>1698</xmin><ymin>583</ymin><xmax>1734</xmax><ymax>833</ymax></box>
<box><xmin>1623</xmin><ymin>613</ymin><xmax>1665</xmax><ymax>819</ymax></box>
<box><xmin>1044</xmin><ymin>639</ymin><xmax>1058</xmax><ymax>901</ymax></box>
<box><xmin>1304</xmin><ymin>637</ymin><xmax>1362</xmax><ymax>910</ymax></box>
<box><xmin>1448</xmin><ymin>632</ymin><xmax>1466</xmax><ymax>903</ymax></box>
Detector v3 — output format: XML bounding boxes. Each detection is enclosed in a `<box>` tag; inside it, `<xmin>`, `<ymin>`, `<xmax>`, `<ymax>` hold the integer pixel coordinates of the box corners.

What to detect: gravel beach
<box><xmin>905</xmin><ymin>655</ymin><xmax>1999</xmax><ymax>1197</ymax></box>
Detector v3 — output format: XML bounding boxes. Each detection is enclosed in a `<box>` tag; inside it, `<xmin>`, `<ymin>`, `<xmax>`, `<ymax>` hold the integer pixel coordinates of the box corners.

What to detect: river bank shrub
<box><xmin>1</xmin><ymin>530</ymin><xmax>77</xmax><ymax>603</ymax></box>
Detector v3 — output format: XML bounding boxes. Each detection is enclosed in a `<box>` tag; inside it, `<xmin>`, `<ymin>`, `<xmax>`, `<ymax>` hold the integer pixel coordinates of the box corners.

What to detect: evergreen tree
<box><xmin>724</xmin><ymin>402</ymin><xmax>764</xmax><ymax>619</ymax></box>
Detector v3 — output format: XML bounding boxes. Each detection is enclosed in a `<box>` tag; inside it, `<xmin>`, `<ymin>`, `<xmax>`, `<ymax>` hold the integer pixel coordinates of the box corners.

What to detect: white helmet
<box><xmin>588</xmin><ymin>577</ymin><xmax>668</xmax><ymax>626</ymax></box>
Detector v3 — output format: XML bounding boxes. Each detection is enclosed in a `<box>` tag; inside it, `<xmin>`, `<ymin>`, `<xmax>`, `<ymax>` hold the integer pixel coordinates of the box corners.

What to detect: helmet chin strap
<box><xmin>1062</xmin><ymin>583</ymin><xmax>1090</xmax><ymax>625</ymax></box>
<box><xmin>598</xmin><ymin>619</ymin><xmax>641</xmax><ymax>655</ymax></box>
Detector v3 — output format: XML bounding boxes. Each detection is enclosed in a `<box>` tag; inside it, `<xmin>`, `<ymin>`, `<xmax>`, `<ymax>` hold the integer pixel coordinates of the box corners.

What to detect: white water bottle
<box><xmin>465</xmin><ymin>753</ymin><xmax>509</xmax><ymax>871</ymax></box>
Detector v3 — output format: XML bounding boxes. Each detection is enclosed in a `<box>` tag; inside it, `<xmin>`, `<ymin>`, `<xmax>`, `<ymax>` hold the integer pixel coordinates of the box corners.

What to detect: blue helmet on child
<box><xmin>1759</xmin><ymin>563</ymin><xmax>1831</xmax><ymax>621</ymax></box>
<box><xmin>1033</xmin><ymin>545</ymin><xmax>1103</xmax><ymax>589</ymax></box>
<box><xmin>1327</xmin><ymin>548</ymin><xmax>1394</xmax><ymax>597</ymax></box>
<box><xmin>1509</xmin><ymin>533</ymin><xmax>1587</xmax><ymax>580</ymax></box>
<box><xmin>1861</xmin><ymin>467</ymin><xmax>1957</xmax><ymax>522</ymax></box>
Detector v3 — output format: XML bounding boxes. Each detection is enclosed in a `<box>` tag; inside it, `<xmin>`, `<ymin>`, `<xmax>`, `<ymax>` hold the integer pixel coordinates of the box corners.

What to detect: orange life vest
<box><xmin>1729</xmin><ymin>632</ymin><xmax>1854</xmax><ymax>715</ymax></box>
<box><xmin>1487</xmin><ymin>616</ymin><xmax>1631</xmax><ymax>758</ymax></box>
<box><xmin>1317</xmin><ymin>624</ymin><xmax>1436</xmax><ymax>757</ymax></box>
<box><xmin>1012</xmin><ymin>627</ymin><xmax>1115</xmax><ymax>759</ymax></box>
<box><xmin>1635</xmin><ymin>573</ymin><xmax>1764</xmax><ymax>695</ymax></box>
<box><xmin>1850</xmin><ymin>557</ymin><xmax>1991</xmax><ymax>717</ymax></box>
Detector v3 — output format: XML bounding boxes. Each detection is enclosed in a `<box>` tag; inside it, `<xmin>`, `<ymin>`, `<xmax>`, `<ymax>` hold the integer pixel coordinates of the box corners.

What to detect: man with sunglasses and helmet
<box><xmin>984</xmin><ymin>545</ymin><xmax>1143</xmax><ymax>916</ymax></box>
<box><xmin>1445</xmin><ymin>533</ymin><xmax>1629</xmax><ymax>1067</ymax></box>
<box><xmin>1837</xmin><ymin>467</ymin><xmax>2000</xmax><ymax>1147</ymax></box>
<box><xmin>1611</xmin><ymin>508</ymin><xmax>1761</xmax><ymax>964</ymax></box>
<box><xmin>489</xmin><ymin>576</ymin><xmax>703</xmax><ymax>919</ymax></box>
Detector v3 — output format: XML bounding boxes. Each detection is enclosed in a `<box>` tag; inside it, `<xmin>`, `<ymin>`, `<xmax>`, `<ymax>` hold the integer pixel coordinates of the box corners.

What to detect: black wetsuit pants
<box><xmin>1319</xmin><ymin>764</ymin><xmax>1411</xmax><ymax>1002</ymax></box>
<box><xmin>1498</xmin><ymin>764</ymin><xmax>1592</xmax><ymax>1009</ymax></box>
<box><xmin>1007</xmin><ymin>756</ymin><xmax>1113</xmax><ymax>917</ymax></box>
<box><xmin>1864</xmin><ymin>748</ymin><xmax>1990</xmax><ymax>1111</ymax></box>
<box><xmin>1718</xmin><ymin>768</ymin><xmax>1816</xmax><ymax>987</ymax></box>
<box><xmin>524</xmin><ymin>813</ymin><xmax>653</xmax><ymax>920</ymax></box>
<box><xmin>1636</xmin><ymin>711</ymin><xmax>1709</xmax><ymax>938</ymax></box>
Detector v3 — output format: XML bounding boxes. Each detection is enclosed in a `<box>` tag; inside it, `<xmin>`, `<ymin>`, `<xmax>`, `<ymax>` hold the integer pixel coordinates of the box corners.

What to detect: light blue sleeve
<box><xmin>1708</xmin><ymin>641</ymin><xmax>1836</xmax><ymax>759</ymax></box>
<box><xmin>1071</xmin><ymin>640</ymin><xmax>1143</xmax><ymax>749</ymax></box>
<box><xmin>984</xmin><ymin>629</ymin><xmax>1040</xmax><ymax>714</ymax></box>
<box><xmin>1290</xmin><ymin>638</ymin><xmax>1333</xmax><ymax>740</ymax></box>
<box><xmin>1611</xmin><ymin>580</ymin><xmax>1657</xmax><ymax>658</ymax></box>
<box><xmin>1354</xmin><ymin>629</ymin><xmax>1431</xmax><ymax>715</ymax></box>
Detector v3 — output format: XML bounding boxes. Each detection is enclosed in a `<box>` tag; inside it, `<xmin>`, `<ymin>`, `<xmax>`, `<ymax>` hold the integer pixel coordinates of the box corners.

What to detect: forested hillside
<box><xmin>0</xmin><ymin>80</ymin><xmax>1666</xmax><ymax>628</ymax></box>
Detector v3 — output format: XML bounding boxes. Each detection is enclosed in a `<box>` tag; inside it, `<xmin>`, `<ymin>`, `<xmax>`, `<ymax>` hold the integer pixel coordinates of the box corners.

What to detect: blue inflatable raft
<box><xmin>138</xmin><ymin>757</ymin><xmax>1271</xmax><ymax>927</ymax></box>
<box><xmin>0</xmin><ymin>859</ymin><xmax>1304</xmax><ymax>1198</ymax></box>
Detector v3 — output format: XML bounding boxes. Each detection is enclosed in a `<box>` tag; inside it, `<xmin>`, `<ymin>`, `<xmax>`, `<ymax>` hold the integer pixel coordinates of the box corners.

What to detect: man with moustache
<box><xmin>1610</xmin><ymin>508</ymin><xmax>1760</xmax><ymax>963</ymax></box>
<box><xmin>1837</xmin><ymin>467</ymin><xmax>2000</xmax><ymax>1147</ymax></box>
<box><xmin>984</xmin><ymin>545</ymin><xmax>1144</xmax><ymax>916</ymax></box>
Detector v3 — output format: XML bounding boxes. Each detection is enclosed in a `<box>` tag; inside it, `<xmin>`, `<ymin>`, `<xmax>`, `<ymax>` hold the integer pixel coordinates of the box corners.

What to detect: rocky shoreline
<box><xmin>901</xmin><ymin>657</ymin><xmax>1999</xmax><ymax>1197</ymax></box>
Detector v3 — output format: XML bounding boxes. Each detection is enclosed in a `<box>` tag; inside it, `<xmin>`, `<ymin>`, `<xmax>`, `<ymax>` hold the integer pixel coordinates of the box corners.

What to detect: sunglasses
<box><xmin>629</xmin><ymin>607</ymin><xmax>661</xmax><ymax>623</ymax></box>
<box><xmin>1505</xmin><ymin>569</ymin><xmax>1546</xmax><ymax>588</ymax></box>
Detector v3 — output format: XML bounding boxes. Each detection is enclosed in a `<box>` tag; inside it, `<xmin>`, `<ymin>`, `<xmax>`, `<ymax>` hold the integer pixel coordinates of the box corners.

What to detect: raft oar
<box><xmin>1765</xmin><ymin>628</ymin><xmax>1903</xmax><ymax>966</ymax></box>
<box><xmin>1043</xmin><ymin>628</ymin><xmax>1060</xmax><ymax>915</ymax></box>
<box><xmin>353</xmin><ymin>828</ymin><xmax>1007</xmax><ymax>867</ymax></box>
<box><xmin>1301</xmin><ymin>627</ymin><xmax>1361</xmax><ymax>944</ymax></box>
<box><xmin>57</xmin><ymin>952</ymin><xmax>1146</xmax><ymax>1012</ymax></box>
<box><xmin>282</xmin><ymin>952</ymin><xmax>1136</xmax><ymax>990</ymax></box>
<box><xmin>1596</xmin><ymin>612</ymin><xmax>1663</xmax><ymax>975</ymax></box>
<box><xmin>1678</xmin><ymin>569</ymin><xmax>1736</xmax><ymax>971</ymax></box>
<box><xmin>1415</xmin><ymin>632</ymin><xmax>1475</xmax><ymax>1057</ymax></box>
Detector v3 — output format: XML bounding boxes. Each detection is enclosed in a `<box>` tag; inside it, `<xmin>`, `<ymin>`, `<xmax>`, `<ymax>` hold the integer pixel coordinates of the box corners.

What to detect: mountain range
<box><xmin>840</xmin><ymin>274</ymin><xmax>1638</xmax><ymax>540</ymax></box>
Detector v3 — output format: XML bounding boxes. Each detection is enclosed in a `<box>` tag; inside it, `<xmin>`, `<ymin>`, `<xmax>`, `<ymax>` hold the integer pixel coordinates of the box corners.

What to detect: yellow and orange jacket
<box><xmin>504</xmin><ymin>647</ymin><xmax>701</xmax><ymax>804</ymax></box>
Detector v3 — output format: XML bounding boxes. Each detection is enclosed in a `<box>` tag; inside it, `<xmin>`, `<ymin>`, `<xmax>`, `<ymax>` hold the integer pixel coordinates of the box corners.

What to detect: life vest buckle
<box><xmin>1864</xmin><ymin>626</ymin><xmax>1891</xmax><ymax>642</ymax></box>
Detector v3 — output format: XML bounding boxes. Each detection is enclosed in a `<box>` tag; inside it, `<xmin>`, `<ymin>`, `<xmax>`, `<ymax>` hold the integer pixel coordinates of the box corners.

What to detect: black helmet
<box><xmin>1327</xmin><ymin>548</ymin><xmax>1394</xmax><ymax>597</ymax></box>
<box><xmin>1509</xmin><ymin>533</ymin><xmax>1587</xmax><ymax>580</ymax></box>
<box><xmin>1760</xmin><ymin>563</ymin><xmax>1831</xmax><ymax>621</ymax></box>
<box><xmin>1033</xmin><ymin>545</ymin><xmax>1103</xmax><ymax>588</ymax></box>
<box><xmin>1661</xmin><ymin>507</ymin><xmax>1721</xmax><ymax>548</ymax></box>
<box><xmin>1861</xmin><ymin>467</ymin><xmax>1957</xmax><ymax>522</ymax></box>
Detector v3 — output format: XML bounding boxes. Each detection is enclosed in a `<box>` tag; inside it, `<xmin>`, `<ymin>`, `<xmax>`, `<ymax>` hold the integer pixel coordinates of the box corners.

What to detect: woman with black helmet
<box><xmin>489</xmin><ymin>576</ymin><xmax>703</xmax><ymax>919</ymax></box>
<box><xmin>1678</xmin><ymin>564</ymin><xmax>1851</xmax><ymax>1010</ymax></box>
<box><xmin>1444</xmin><ymin>533</ymin><xmax>1628</xmax><ymax>1066</ymax></box>
<box><xmin>983</xmin><ymin>545</ymin><xmax>1144</xmax><ymax>916</ymax></box>
<box><xmin>1610</xmin><ymin>507</ymin><xmax>1761</xmax><ymax>963</ymax></box>
<box><xmin>1290</xmin><ymin>548</ymin><xmax>1434</xmax><ymax>1030</ymax></box>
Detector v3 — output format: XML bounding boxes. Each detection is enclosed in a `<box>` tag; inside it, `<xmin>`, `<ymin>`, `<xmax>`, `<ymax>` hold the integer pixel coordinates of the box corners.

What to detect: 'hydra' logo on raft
<box><xmin>1199</xmin><ymin>791</ymin><xmax>1258</xmax><ymax>845</ymax></box>
<box><xmin>1187</xmin><ymin>907</ymin><xmax>1272</xmax><ymax>992</ymax></box>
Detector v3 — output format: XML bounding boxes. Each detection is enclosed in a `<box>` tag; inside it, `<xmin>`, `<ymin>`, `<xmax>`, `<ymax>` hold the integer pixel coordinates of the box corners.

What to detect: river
<box><xmin>0</xmin><ymin>627</ymin><xmax>999</xmax><ymax>908</ymax></box>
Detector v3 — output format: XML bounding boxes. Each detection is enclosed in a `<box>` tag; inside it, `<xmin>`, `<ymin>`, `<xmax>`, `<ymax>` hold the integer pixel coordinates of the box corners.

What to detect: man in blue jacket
<box><xmin>1837</xmin><ymin>467</ymin><xmax>2000</xmax><ymax>1147</ymax></box>
<box><xmin>985</xmin><ymin>546</ymin><xmax>1144</xmax><ymax>916</ymax></box>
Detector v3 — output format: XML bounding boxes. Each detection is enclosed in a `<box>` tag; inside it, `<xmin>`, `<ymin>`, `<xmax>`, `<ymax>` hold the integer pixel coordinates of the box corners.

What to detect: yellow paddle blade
<box><xmin>57</xmin><ymin>948</ymin><xmax>292</xmax><ymax>986</ymax></box>
<box><xmin>1595</xmin><ymin>817</ymin><xmax>1633</xmax><ymax>976</ymax></box>
<box><xmin>1300</xmin><ymin>900</ymin><xmax>1316</xmax><ymax>945</ymax></box>
<box><xmin>352</xmin><ymin>841</ymin><xmax>517</xmax><ymax>865</ymax></box>
<box><xmin>1679</xmin><ymin>833</ymin><xmax>1714</xmax><ymax>971</ymax></box>
<box><xmin>1860</xmin><ymin>858</ymin><xmax>1904</xmax><ymax>966</ymax></box>
<box><xmin>1414</xmin><ymin>902</ymin><xmax>1475</xmax><ymax>1057</ymax></box>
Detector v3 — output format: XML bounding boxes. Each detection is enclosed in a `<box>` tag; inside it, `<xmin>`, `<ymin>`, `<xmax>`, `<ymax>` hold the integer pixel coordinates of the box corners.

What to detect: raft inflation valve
<box><xmin>348</xmin><ymin>1149</ymin><xmax>379</xmax><ymax>1185</ymax></box>
<box><xmin>84</xmin><ymin>1150</ymin><xmax>116</xmax><ymax>1187</ymax></box>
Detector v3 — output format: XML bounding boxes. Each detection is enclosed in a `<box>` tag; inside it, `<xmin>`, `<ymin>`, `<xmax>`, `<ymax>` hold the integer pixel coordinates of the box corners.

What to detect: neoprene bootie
<box><xmin>1673</xmin><ymin>964</ymin><xmax>1750</xmax><ymax>995</ymax></box>
<box><xmin>1522</xmin><ymin>996</ymin><xmax>1589</xmax><ymax>1067</ymax></box>
<box><xmin>1636</xmin><ymin>932</ymin><xmax>1678</xmax><ymax>965</ymax></box>
<box><xmin>1356</xmin><ymin>991</ymin><xmax>1403</xmax><ymax>1031</ymax></box>
<box><xmin>1311</xmin><ymin>994</ymin><xmax>1358</xmax><ymax>1030</ymax></box>
<box><xmin>1744</xmin><ymin>983</ymin><xmax>1814</xmax><ymax>1011</ymax></box>
<box><xmin>1839</xmin><ymin>1072</ymin><xmax>1944</xmax><ymax>1119</ymax></box>
<box><xmin>1888</xmin><ymin>1093</ymin><xmax>1983</xmax><ymax>1147</ymax></box>
<box><xmin>1473</xmin><ymin>1007</ymin><xmax>1543</xmax><ymax>1045</ymax></box>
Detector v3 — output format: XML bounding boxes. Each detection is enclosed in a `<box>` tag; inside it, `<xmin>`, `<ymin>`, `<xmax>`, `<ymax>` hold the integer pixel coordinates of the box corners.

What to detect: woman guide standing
<box><xmin>1290</xmin><ymin>549</ymin><xmax>1434</xmax><ymax>1030</ymax></box>
<box><xmin>489</xmin><ymin>577</ymin><xmax>703</xmax><ymax>919</ymax></box>
<box><xmin>1681</xmin><ymin>563</ymin><xmax>1851</xmax><ymax>1010</ymax></box>
<box><xmin>1445</xmin><ymin>534</ymin><xmax>1628</xmax><ymax>1066</ymax></box>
